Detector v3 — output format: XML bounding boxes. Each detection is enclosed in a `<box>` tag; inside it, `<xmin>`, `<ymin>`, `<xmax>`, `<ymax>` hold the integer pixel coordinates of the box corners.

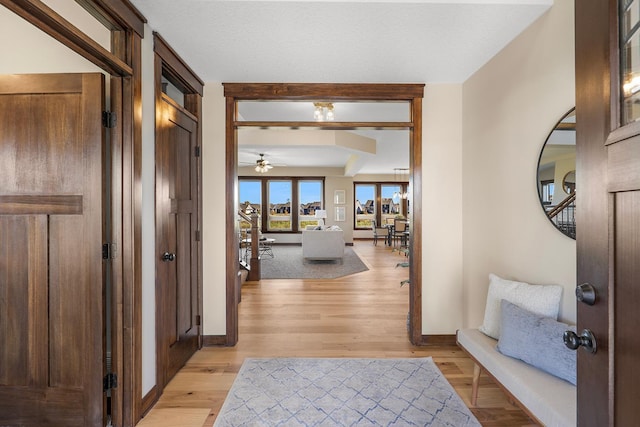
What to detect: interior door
<box><xmin>0</xmin><ymin>74</ymin><xmax>106</xmax><ymax>426</ymax></box>
<box><xmin>576</xmin><ymin>1</ymin><xmax>640</xmax><ymax>425</ymax></box>
<box><xmin>156</xmin><ymin>93</ymin><xmax>200</xmax><ymax>388</ymax></box>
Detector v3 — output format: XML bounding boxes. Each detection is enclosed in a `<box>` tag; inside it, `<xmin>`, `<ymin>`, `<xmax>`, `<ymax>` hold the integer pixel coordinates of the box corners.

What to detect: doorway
<box><xmin>223</xmin><ymin>83</ymin><xmax>425</xmax><ymax>345</ymax></box>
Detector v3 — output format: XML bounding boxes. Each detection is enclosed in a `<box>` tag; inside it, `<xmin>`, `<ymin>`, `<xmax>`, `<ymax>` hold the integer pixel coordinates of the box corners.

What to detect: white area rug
<box><xmin>214</xmin><ymin>358</ymin><xmax>480</xmax><ymax>426</ymax></box>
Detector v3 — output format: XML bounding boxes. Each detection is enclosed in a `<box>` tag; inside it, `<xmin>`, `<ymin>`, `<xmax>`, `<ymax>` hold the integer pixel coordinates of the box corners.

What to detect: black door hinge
<box><xmin>103</xmin><ymin>372</ymin><xmax>118</xmax><ymax>391</ymax></box>
<box><xmin>195</xmin><ymin>146</ymin><xmax>201</xmax><ymax>157</ymax></box>
<box><xmin>196</xmin><ymin>315</ymin><xmax>201</xmax><ymax>326</ymax></box>
<box><xmin>102</xmin><ymin>111</ymin><xmax>117</xmax><ymax>128</ymax></box>
<box><xmin>102</xmin><ymin>243</ymin><xmax>117</xmax><ymax>260</ymax></box>
<box><xmin>195</xmin><ymin>230</ymin><xmax>201</xmax><ymax>241</ymax></box>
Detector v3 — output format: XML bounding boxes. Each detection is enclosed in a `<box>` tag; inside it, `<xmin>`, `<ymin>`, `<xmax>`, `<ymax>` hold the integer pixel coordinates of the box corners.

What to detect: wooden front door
<box><xmin>576</xmin><ymin>1</ymin><xmax>640</xmax><ymax>425</ymax></box>
<box><xmin>156</xmin><ymin>94</ymin><xmax>200</xmax><ymax>388</ymax></box>
<box><xmin>0</xmin><ymin>74</ymin><xmax>106</xmax><ymax>426</ymax></box>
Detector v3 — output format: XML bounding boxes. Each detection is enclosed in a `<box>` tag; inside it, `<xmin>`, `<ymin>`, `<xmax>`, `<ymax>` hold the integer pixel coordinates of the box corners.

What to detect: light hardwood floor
<box><xmin>137</xmin><ymin>241</ymin><xmax>536</xmax><ymax>427</ymax></box>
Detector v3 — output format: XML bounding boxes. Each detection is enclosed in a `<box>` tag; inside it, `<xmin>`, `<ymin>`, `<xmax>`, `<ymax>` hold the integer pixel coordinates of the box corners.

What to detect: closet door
<box><xmin>0</xmin><ymin>73</ymin><xmax>106</xmax><ymax>426</ymax></box>
<box><xmin>155</xmin><ymin>94</ymin><xmax>200</xmax><ymax>389</ymax></box>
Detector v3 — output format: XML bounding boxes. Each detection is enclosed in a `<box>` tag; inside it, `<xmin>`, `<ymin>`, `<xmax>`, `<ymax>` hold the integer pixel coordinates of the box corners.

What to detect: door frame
<box><xmin>152</xmin><ymin>31</ymin><xmax>204</xmax><ymax>401</ymax></box>
<box><xmin>1</xmin><ymin>1</ymin><xmax>145</xmax><ymax>425</ymax></box>
<box><xmin>222</xmin><ymin>83</ymin><xmax>425</xmax><ymax>345</ymax></box>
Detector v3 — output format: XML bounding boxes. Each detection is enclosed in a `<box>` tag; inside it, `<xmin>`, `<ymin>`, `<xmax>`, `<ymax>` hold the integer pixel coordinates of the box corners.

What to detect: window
<box><xmin>355</xmin><ymin>184</ymin><xmax>376</xmax><ymax>228</ymax></box>
<box><xmin>381</xmin><ymin>184</ymin><xmax>402</xmax><ymax>224</ymax></box>
<box><xmin>355</xmin><ymin>182</ymin><xmax>408</xmax><ymax>229</ymax></box>
<box><xmin>161</xmin><ymin>75</ymin><xmax>185</xmax><ymax>107</ymax></box>
<box><xmin>268</xmin><ymin>180</ymin><xmax>292</xmax><ymax>231</ymax></box>
<box><xmin>541</xmin><ymin>180</ymin><xmax>554</xmax><ymax>204</ymax></box>
<box><xmin>298</xmin><ymin>180</ymin><xmax>323</xmax><ymax>229</ymax></box>
<box><xmin>239</xmin><ymin>180</ymin><xmax>261</xmax><ymax>229</ymax></box>
<box><xmin>239</xmin><ymin>177</ymin><xmax>324</xmax><ymax>232</ymax></box>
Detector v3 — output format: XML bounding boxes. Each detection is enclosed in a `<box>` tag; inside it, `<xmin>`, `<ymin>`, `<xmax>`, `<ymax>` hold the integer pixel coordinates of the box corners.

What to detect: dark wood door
<box><xmin>0</xmin><ymin>74</ymin><xmax>105</xmax><ymax>426</ymax></box>
<box><xmin>156</xmin><ymin>94</ymin><xmax>200</xmax><ymax>388</ymax></box>
<box><xmin>576</xmin><ymin>1</ymin><xmax>640</xmax><ymax>425</ymax></box>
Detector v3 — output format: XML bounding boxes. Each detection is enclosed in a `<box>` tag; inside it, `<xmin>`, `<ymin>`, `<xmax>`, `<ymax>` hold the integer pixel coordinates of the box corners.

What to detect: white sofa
<box><xmin>457</xmin><ymin>328</ymin><xmax>576</xmax><ymax>427</ymax></box>
<box><xmin>302</xmin><ymin>227</ymin><xmax>345</xmax><ymax>260</ymax></box>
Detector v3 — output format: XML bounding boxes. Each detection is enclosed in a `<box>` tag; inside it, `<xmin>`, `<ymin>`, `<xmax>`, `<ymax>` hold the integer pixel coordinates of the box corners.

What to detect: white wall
<box><xmin>0</xmin><ymin>6</ymin><xmax>103</xmax><ymax>74</ymax></box>
<box><xmin>462</xmin><ymin>0</ymin><xmax>576</xmax><ymax>327</ymax></box>
<box><xmin>40</xmin><ymin>0</ymin><xmax>111</xmax><ymax>50</ymax></box>
<box><xmin>324</xmin><ymin>176</ymin><xmax>354</xmax><ymax>241</ymax></box>
<box><xmin>422</xmin><ymin>84</ymin><xmax>464</xmax><ymax>334</ymax></box>
<box><xmin>202</xmin><ymin>83</ymin><xmax>228</xmax><ymax>335</ymax></box>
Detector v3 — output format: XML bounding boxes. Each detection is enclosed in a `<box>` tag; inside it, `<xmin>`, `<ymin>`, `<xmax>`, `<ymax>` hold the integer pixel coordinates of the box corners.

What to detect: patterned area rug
<box><xmin>213</xmin><ymin>358</ymin><xmax>480</xmax><ymax>426</ymax></box>
<box><xmin>260</xmin><ymin>246</ymin><xmax>368</xmax><ymax>279</ymax></box>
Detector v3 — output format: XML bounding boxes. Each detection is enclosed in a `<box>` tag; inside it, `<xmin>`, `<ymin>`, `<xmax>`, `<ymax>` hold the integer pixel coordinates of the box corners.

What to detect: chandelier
<box><xmin>392</xmin><ymin>168</ymin><xmax>409</xmax><ymax>204</ymax></box>
<box><xmin>313</xmin><ymin>102</ymin><xmax>335</xmax><ymax>122</ymax></box>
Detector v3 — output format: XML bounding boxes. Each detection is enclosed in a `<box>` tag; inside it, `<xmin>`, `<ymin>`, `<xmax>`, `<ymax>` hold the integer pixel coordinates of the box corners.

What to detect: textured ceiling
<box><xmin>130</xmin><ymin>0</ymin><xmax>552</xmax><ymax>174</ymax></box>
<box><xmin>130</xmin><ymin>0</ymin><xmax>551</xmax><ymax>83</ymax></box>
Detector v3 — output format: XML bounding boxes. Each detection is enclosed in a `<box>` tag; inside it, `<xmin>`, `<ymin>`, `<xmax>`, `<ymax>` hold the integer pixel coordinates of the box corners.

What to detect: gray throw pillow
<box><xmin>497</xmin><ymin>300</ymin><xmax>576</xmax><ymax>385</ymax></box>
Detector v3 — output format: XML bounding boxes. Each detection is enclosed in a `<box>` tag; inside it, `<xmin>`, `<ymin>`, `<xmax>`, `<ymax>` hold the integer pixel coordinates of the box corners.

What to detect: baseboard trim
<box><xmin>141</xmin><ymin>386</ymin><xmax>158</xmax><ymax>417</ymax></box>
<box><xmin>419</xmin><ymin>334</ymin><xmax>457</xmax><ymax>346</ymax></box>
<box><xmin>203</xmin><ymin>335</ymin><xmax>228</xmax><ymax>346</ymax></box>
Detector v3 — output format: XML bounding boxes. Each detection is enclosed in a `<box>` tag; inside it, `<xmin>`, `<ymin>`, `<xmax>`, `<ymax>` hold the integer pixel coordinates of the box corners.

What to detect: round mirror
<box><xmin>537</xmin><ymin>108</ymin><xmax>576</xmax><ymax>239</ymax></box>
<box><xmin>563</xmin><ymin>170</ymin><xmax>575</xmax><ymax>194</ymax></box>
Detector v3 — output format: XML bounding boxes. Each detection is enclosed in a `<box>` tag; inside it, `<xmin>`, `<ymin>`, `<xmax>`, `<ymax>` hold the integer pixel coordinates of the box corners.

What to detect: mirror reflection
<box><xmin>562</xmin><ymin>170</ymin><xmax>575</xmax><ymax>194</ymax></box>
<box><xmin>537</xmin><ymin>108</ymin><xmax>576</xmax><ymax>239</ymax></box>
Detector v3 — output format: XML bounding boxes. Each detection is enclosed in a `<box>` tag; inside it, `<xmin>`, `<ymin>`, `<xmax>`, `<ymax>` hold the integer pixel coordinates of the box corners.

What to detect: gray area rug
<box><xmin>260</xmin><ymin>245</ymin><xmax>368</xmax><ymax>279</ymax></box>
<box><xmin>214</xmin><ymin>357</ymin><xmax>480</xmax><ymax>427</ymax></box>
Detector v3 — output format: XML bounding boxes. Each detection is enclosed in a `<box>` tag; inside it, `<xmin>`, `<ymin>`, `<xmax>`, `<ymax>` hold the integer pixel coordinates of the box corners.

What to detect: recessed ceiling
<box><xmin>130</xmin><ymin>0</ymin><xmax>552</xmax><ymax>174</ymax></box>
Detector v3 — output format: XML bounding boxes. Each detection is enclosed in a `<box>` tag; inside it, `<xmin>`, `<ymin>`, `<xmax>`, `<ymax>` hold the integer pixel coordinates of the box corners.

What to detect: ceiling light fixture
<box><xmin>255</xmin><ymin>153</ymin><xmax>273</xmax><ymax>173</ymax></box>
<box><xmin>313</xmin><ymin>102</ymin><xmax>335</xmax><ymax>122</ymax></box>
<box><xmin>392</xmin><ymin>168</ymin><xmax>409</xmax><ymax>204</ymax></box>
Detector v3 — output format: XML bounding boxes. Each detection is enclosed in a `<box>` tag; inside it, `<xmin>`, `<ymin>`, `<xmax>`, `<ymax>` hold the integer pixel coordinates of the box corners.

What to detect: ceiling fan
<box><xmin>239</xmin><ymin>152</ymin><xmax>288</xmax><ymax>172</ymax></box>
<box><xmin>250</xmin><ymin>153</ymin><xmax>273</xmax><ymax>173</ymax></box>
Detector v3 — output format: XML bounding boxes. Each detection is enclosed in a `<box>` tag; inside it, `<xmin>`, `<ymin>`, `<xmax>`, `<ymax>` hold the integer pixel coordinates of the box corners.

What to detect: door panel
<box><xmin>156</xmin><ymin>95</ymin><xmax>199</xmax><ymax>387</ymax></box>
<box><xmin>613</xmin><ymin>190</ymin><xmax>640</xmax><ymax>420</ymax></box>
<box><xmin>576</xmin><ymin>1</ymin><xmax>640</xmax><ymax>425</ymax></box>
<box><xmin>0</xmin><ymin>215</ymin><xmax>47</xmax><ymax>387</ymax></box>
<box><xmin>0</xmin><ymin>74</ymin><xmax>105</xmax><ymax>426</ymax></box>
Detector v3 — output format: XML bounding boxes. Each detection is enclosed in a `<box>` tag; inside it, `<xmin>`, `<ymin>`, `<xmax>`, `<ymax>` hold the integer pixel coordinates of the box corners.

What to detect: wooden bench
<box><xmin>457</xmin><ymin>328</ymin><xmax>576</xmax><ymax>426</ymax></box>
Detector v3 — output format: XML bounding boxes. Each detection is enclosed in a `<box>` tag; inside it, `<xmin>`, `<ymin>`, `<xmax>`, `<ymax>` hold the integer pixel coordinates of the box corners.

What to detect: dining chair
<box><xmin>371</xmin><ymin>219</ymin><xmax>388</xmax><ymax>246</ymax></box>
<box><xmin>392</xmin><ymin>219</ymin><xmax>408</xmax><ymax>247</ymax></box>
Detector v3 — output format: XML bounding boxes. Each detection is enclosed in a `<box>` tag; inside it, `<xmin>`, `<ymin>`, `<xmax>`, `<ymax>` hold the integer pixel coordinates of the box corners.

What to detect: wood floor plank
<box><xmin>138</xmin><ymin>241</ymin><xmax>536</xmax><ymax>426</ymax></box>
<box><xmin>135</xmin><ymin>408</ymin><xmax>210</xmax><ymax>427</ymax></box>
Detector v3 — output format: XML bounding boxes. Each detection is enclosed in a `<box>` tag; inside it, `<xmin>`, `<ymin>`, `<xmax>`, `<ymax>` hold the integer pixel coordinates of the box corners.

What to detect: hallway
<box><xmin>137</xmin><ymin>242</ymin><xmax>534</xmax><ymax>426</ymax></box>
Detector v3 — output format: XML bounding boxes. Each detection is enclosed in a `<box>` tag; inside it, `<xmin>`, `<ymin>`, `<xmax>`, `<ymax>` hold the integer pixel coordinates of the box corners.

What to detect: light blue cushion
<box><xmin>497</xmin><ymin>300</ymin><xmax>576</xmax><ymax>385</ymax></box>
